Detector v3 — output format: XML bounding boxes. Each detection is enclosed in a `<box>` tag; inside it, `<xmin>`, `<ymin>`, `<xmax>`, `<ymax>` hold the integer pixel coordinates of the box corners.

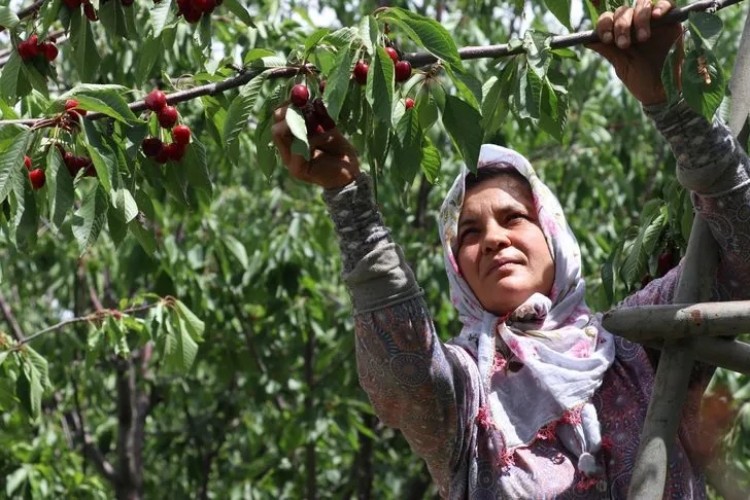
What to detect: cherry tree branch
<box><xmin>405</xmin><ymin>0</ymin><xmax>744</xmax><ymax>66</ymax></box>
<box><xmin>16</xmin><ymin>301</ymin><xmax>164</xmax><ymax>346</ymax></box>
<box><xmin>0</xmin><ymin>0</ymin><xmax>744</xmax><ymax>128</ymax></box>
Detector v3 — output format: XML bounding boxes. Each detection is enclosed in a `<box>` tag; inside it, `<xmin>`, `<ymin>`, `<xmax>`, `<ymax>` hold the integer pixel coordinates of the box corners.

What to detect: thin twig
<box><xmin>0</xmin><ymin>0</ymin><xmax>744</xmax><ymax>127</ymax></box>
<box><xmin>0</xmin><ymin>0</ymin><xmax>47</xmax><ymax>35</ymax></box>
<box><xmin>17</xmin><ymin>301</ymin><xmax>162</xmax><ymax>346</ymax></box>
<box><xmin>0</xmin><ymin>292</ymin><xmax>26</xmax><ymax>342</ymax></box>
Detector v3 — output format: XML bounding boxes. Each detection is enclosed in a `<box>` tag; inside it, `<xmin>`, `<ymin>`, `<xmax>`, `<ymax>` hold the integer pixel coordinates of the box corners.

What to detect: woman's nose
<box><xmin>482</xmin><ymin>222</ymin><xmax>511</xmax><ymax>253</ymax></box>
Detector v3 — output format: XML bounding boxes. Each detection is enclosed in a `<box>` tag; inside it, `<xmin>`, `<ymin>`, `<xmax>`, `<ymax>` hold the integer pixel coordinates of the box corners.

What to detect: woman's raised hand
<box><xmin>271</xmin><ymin>106</ymin><xmax>361</xmax><ymax>190</ymax></box>
<box><xmin>588</xmin><ymin>0</ymin><xmax>683</xmax><ymax>106</ymax></box>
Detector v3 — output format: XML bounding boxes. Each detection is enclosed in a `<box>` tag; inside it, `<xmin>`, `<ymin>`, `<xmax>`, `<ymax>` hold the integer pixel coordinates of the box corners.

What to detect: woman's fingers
<box><xmin>596</xmin><ymin>11</ymin><xmax>615</xmax><ymax>44</ymax></box>
<box><xmin>633</xmin><ymin>0</ymin><xmax>653</xmax><ymax>42</ymax></box>
<box><xmin>613</xmin><ymin>5</ymin><xmax>635</xmax><ymax>49</ymax></box>
<box><xmin>652</xmin><ymin>0</ymin><xmax>674</xmax><ymax>17</ymax></box>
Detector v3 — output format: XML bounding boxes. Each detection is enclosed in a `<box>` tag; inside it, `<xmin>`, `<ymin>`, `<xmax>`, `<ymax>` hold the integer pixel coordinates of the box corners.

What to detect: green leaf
<box><xmin>0</xmin><ymin>50</ymin><xmax>22</xmax><ymax>100</ymax></box>
<box><xmin>129</xmin><ymin>216</ymin><xmax>157</xmax><ymax>255</ymax></box>
<box><xmin>46</xmin><ymin>146</ymin><xmax>74</xmax><ymax>229</ymax></box>
<box><xmin>481</xmin><ymin>62</ymin><xmax>516</xmax><ymax>139</ymax></box>
<box><xmin>442</xmin><ymin>95</ymin><xmax>483</xmax><ymax>171</ymax></box>
<box><xmin>689</xmin><ymin>12</ymin><xmax>723</xmax><ymax>50</ymax></box>
<box><xmin>0</xmin><ymin>128</ymin><xmax>30</xmax><ymax>204</ymax></box>
<box><xmin>135</xmin><ymin>37</ymin><xmax>162</xmax><ymax>84</ymax></box>
<box><xmin>661</xmin><ymin>42</ymin><xmax>683</xmax><ymax>106</ymax></box>
<box><xmin>17</xmin><ymin>347</ymin><xmax>48</xmax><ymax>420</ymax></box>
<box><xmin>390</xmin><ymin>108</ymin><xmax>422</xmax><ymax>186</ymax></box>
<box><xmin>243</xmin><ymin>48</ymin><xmax>276</xmax><ymax>65</ymax></box>
<box><xmin>9</xmin><ymin>170</ymin><xmax>37</xmax><ymax>249</ymax></box>
<box><xmin>99</xmin><ymin>0</ymin><xmax>133</xmax><ymax>39</ymax></box>
<box><xmin>223</xmin><ymin>70</ymin><xmax>270</xmax><ymax>153</ymax></box>
<box><xmin>285</xmin><ymin>107</ymin><xmax>310</xmax><ymax>160</ymax></box>
<box><xmin>164</xmin><ymin>311</ymin><xmax>199</xmax><ymax>373</ymax></box>
<box><xmin>112</xmin><ymin>188</ymin><xmax>138</xmax><ymax>223</ymax></box>
<box><xmin>150</xmin><ymin>0</ymin><xmax>172</xmax><ymax>37</ymax></box>
<box><xmin>72</xmin><ymin>186</ymin><xmax>109</xmax><ymax>254</ymax></box>
<box><xmin>366</xmin><ymin>47</ymin><xmax>394</xmax><ymax>125</ymax></box>
<box><xmin>682</xmin><ymin>48</ymin><xmax>726</xmax><ymax>120</ymax></box>
<box><xmin>174</xmin><ymin>300</ymin><xmax>205</xmax><ymax>341</ymax></box>
<box><xmin>0</xmin><ymin>7</ymin><xmax>20</xmax><ymax>29</ymax></box>
<box><xmin>543</xmin><ymin>0</ymin><xmax>572</xmax><ymax>30</ymax></box>
<box><xmin>420</xmin><ymin>137</ymin><xmax>441</xmax><ymax>183</ymax></box>
<box><xmin>223</xmin><ymin>235</ymin><xmax>249</xmax><ymax>270</ymax></box>
<box><xmin>323</xmin><ymin>44</ymin><xmax>356</xmax><ymax>121</ymax></box>
<box><xmin>304</xmin><ymin>28</ymin><xmax>332</xmax><ymax>58</ymax></box>
<box><xmin>323</xmin><ymin>27</ymin><xmax>361</xmax><ymax>47</ymax></box>
<box><xmin>223</xmin><ymin>0</ymin><xmax>254</xmax><ymax>27</ymax></box>
<box><xmin>61</xmin><ymin>91</ymin><xmax>139</xmax><ymax>124</ymax></box>
<box><xmin>70</xmin><ymin>11</ymin><xmax>101</xmax><ymax>82</ymax></box>
<box><xmin>184</xmin><ymin>140</ymin><xmax>213</xmax><ymax>195</ymax></box>
<box><xmin>82</xmin><ymin>121</ymin><xmax>116</xmax><ymax>193</ymax></box>
<box><xmin>445</xmin><ymin>64</ymin><xmax>482</xmax><ymax>110</ymax></box>
<box><xmin>255</xmin><ymin>113</ymin><xmax>278</xmax><ymax>178</ymax></box>
<box><xmin>379</xmin><ymin>8</ymin><xmax>462</xmax><ymax>68</ymax></box>
<box><xmin>415</xmin><ymin>87</ymin><xmax>439</xmax><ymax>131</ymax></box>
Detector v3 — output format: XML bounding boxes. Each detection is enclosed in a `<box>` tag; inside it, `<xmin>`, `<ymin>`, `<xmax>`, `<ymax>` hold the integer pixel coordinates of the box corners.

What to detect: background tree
<box><xmin>0</xmin><ymin>0</ymin><xmax>748</xmax><ymax>498</ymax></box>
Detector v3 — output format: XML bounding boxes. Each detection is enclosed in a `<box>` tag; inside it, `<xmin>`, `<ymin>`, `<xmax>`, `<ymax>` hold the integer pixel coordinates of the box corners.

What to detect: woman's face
<box><xmin>456</xmin><ymin>174</ymin><xmax>555</xmax><ymax>316</ymax></box>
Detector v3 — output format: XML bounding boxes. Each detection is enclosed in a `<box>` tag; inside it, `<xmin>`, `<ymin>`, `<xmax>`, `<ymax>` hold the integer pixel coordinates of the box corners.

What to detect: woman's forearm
<box><xmin>646</xmin><ymin>100</ymin><xmax>750</xmax><ymax>300</ymax></box>
<box><xmin>322</xmin><ymin>173</ymin><xmax>423</xmax><ymax>313</ymax></box>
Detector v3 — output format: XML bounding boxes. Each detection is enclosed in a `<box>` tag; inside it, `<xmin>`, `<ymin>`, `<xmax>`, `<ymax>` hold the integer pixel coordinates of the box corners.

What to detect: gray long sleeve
<box><xmin>644</xmin><ymin>100</ymin><xmax>750</xmax><ymax>300</ymax></box>
<box><xmin>321</xmin><ymin>174</ymin><xmax>422</xmax><ymax>313</ymax></box>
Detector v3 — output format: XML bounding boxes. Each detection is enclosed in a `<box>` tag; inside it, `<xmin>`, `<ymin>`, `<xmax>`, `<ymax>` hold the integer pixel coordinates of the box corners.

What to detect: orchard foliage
<box><xmin>0</xmin><ymin>0</ymin><xmax>749</xmax><ymax>497</ymax></box>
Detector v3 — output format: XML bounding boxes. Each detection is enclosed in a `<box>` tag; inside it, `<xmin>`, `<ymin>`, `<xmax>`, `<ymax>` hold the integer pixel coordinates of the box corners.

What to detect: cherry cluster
<box><xmin>17</xmin><ymin>34</ymin><xmax>58</xmax><ymax>62</ymax></box>
<box><xmin>62</xmin><ymin>150</ymin><xmax>96</xmax><ymax>178</ymax></box>
<box><xmin>23</xmin><ymin>155</ymin><xmax>46</xmax><ymax>190</ymax></box>
<box><xmin>289</xmin><ymin>85</ymin><xmax>336</xmax><ymax>136</ymax></box>
<box><xmin>176</xmin><ymin>0</ymin><xmax>223</xmax><ymax>24</ymax></box>
<box><xmin>141</xmin><ymin>90</ymin><xmax>192</xmax><ymax>164</ymax></box>
<box><xmin>352</xmin><ymin>46</ymin><xmax>412</xmax><ymax>85</ymax></box>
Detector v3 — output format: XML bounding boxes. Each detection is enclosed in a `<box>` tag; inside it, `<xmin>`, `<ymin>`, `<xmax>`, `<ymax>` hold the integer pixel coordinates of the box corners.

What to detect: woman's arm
<box><xmin>322</xmin><ymin>174</ymin><xmax>478</xmax><ymax>492</ymax></box>
<box><xmin>646</xmin><ymin>100</ymin><xmax>750</xmax><ymax>300</ymax></box>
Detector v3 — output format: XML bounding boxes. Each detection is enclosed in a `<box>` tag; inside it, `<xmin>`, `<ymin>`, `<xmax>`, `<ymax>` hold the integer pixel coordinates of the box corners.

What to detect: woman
<box><xmin>272</xmin><ymin>2</ymin><xmax>750</xmax><ymax>497</ymax></box>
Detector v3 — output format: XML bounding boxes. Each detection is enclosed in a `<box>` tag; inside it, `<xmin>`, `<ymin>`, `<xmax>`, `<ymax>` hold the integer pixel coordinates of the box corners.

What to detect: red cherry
<box><xmin>405</xmin><ymin>97</ymin><xmax>415</xmax><ymax>110</ymax></box>
<box><xmin>24</xmin><ymin>155</ymin><xmax>32</xmax><ymax>170</ymax></box>
<box><xmin>144</xmin><ymin>89</ymin><xmax>167</xmax><ymax>112</ymax></box>
<box><xmin>171</xmin><ymin>125</ymin><xmax>191</xmax><ymax>145</ymax></box>
<box><xmin>141</xmin><ymin>137</ymin><xmax>164</xmax><ymax>157</ymax></box>
<box><xmin>395</xmin><ymin>60</ymin><xmax>412</xmax><ymax>83</ymax></box>
<box><xmin>155</xmin><ymin>145</ymin><xmax>170</xmax><ymax>164</ymax></box>
<box><xmin>290</xmin><ymin>84</ymin><xmax>310</xmax><ymax>108</ymax></box>
<box><xmin>183</xmin><ymin>6</ymin><xmax>202</xmax><ymax>22</ymax></box>
<box><xmin>121</xmin><ymin>0</ymin><xmax>134</xmax><ymax>5</ymax></box>
<box><xmin>353</xmin><ymin>60</ymin><xmax>369</xmax><ymax>85</ymax></box>
<box><xmin>29</xmin><ymin>169</ymin><xmax>46</xmax><ymax>189</ymax></box>
<box><xmin>42</xmin><ymin>42</ymin><xmax>58</xmax><ymax>61</ymax></box>
<box><xmin>657</xmin><ymin>249</ymin><xmax>677</xmax><ymax>277</ymax></box>
<box><xmin>17</xmin><ymin>41</ymin><xmax>33</xmax><ymax>60</ymax></box>
<box><xmin>385</xmin><ymin>47</ymin><xmax>399</xmax><ymax>63</ymax></box>
<box><xmin>165</xmin><ymin>142</ymin><xmax>187</xmax><ymax>162</ymax></box>
<box><xmin>196</xmin><ymin>0</ymin><xmax>216</xmax><ymax>13</ymax></box>
<box><xmin>63</xmin><ymin>0</ymin><xmax>82</xmax><ymax>9</ymax></box>
<box><xmin>157</xmin><ymin>106</ymin><xmax>179</xmax><ymax>128</ymax></box>
<box><xmin>176</xmin><ymin>0</ymin><xmax>189</xmax><ymax>12</ymax></box>
<box><xmin>83</xmin><ymin>2</ymin><xmax>98</xmax><ymax>21</ymax></box>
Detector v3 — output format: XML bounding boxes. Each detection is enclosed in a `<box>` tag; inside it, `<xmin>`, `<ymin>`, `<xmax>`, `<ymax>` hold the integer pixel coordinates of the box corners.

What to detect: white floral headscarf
<box><xmin>441</xmin><ymin>144</ymin><xmax>616</xmax><ymax>476</ymax></box>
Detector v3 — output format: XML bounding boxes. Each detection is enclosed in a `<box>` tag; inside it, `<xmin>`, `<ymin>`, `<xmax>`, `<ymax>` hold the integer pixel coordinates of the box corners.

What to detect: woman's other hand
<box><xmin>588</xmin><ymin>0</ymin><xmax>683</xmax><ymax>106</ymax></box>
<box><xmin>271</xmin><ymin>105</ymin><xmax>361</xmax><ymax>190</ymax></box>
